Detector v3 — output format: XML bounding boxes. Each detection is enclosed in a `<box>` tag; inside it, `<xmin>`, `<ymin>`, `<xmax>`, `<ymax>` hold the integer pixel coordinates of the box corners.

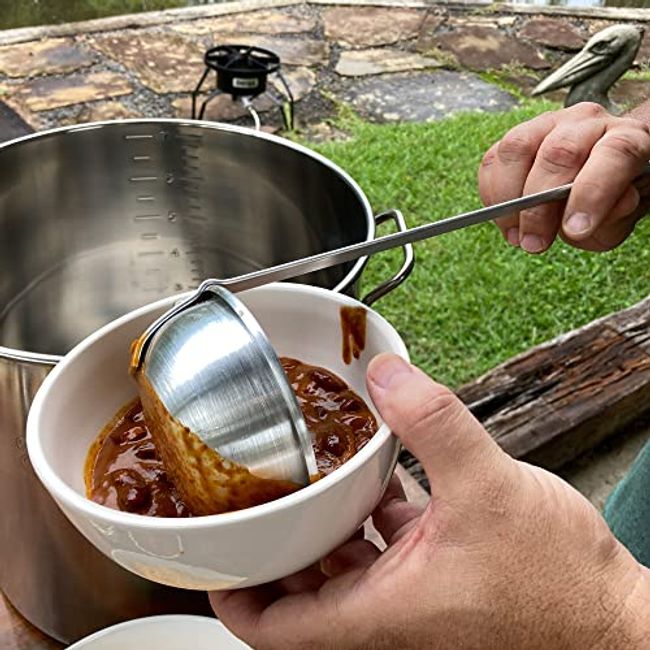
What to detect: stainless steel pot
<box><xmin>0</xmin><ymin>120</ymin><xmax>413</xmax><ymax>643</ymax></box>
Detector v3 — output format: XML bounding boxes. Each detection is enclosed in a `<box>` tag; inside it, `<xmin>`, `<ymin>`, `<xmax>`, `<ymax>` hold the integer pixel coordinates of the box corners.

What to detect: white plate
<box><xmin>68</xmin><ymin>615</ymin><xmax>251</xmax><ymax>649</ymax></box>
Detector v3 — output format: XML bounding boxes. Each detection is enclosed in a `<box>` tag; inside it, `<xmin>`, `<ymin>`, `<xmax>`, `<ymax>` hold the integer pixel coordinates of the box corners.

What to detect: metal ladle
<box><xmin>131</xmin><ymin>178</ymin><xmax>645</xmax><ymax>511</ymax></box>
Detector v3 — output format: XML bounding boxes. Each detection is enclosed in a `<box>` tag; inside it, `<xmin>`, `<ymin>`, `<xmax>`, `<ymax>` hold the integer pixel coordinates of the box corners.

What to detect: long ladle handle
<box><xmin>132</xmin><ymin>170</ymin><xmax>650</xmax><ymax>369</ymax></box>
<box><xmin>215</xmin><ymin>178</ymin><xmax>607</xmax><ymax>293</ymax></box>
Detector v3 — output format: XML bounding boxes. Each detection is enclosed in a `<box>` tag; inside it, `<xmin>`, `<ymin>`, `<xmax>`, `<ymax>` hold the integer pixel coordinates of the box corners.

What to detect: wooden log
<box><xmin>401</xmin><ymin>296</ymin><xmax>650</xmax><ymax>493</ymax></box>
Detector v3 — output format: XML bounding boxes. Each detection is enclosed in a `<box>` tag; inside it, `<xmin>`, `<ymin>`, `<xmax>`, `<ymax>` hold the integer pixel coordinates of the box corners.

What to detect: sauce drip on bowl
<box><xmin>86</xmin><ymin>357</ymin><xmax>378</xmax><ymax>517</ymax></box>
<box><xmin>340</xmin><ymin>306</ymin><xmax>367</xmax><ymax>365</ymax></box>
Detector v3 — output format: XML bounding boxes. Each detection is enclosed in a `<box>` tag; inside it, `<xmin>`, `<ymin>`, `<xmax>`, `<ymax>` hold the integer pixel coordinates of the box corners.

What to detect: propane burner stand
<box><xmin>192</xmin><ymin>44</ymin><xmax>294</xmax><ymax>131</ymax></box>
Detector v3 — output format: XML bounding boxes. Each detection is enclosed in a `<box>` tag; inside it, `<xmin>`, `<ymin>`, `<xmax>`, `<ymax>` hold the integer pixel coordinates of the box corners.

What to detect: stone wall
<box><xmin>0</xmin><ymin>1</ymin><xmax>648</xmax><ymax>133</ymax></box>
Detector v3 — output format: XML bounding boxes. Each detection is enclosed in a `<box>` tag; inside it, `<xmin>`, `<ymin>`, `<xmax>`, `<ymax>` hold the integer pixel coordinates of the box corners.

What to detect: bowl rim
<box><xmin>67</xmin><ymin>614</ymin><xmax>245</xmax><ymax>649</ymax></box>
<box><xmin>26</xmin><ymin>283</ymin><xmax>408</xmax><ymax>530</ymax></box>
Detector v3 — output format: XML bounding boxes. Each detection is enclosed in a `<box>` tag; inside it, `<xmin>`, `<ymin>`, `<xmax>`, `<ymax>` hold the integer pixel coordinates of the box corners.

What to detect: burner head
<box><xmin>205</xmin><ymin>44</ymin><xmax>280</xmax><ymax>97</ymax></box>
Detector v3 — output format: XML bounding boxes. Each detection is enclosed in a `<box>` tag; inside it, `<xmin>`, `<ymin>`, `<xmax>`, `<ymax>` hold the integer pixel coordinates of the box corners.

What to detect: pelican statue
<box><xmin>532</xmin><ymin>24</ymin><xmax>644</xmax><ymax>113</ymax></box>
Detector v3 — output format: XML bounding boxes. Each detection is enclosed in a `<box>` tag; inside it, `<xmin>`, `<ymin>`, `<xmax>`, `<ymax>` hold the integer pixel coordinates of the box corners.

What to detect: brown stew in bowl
<box><xmin>86</xmin><ymin>357</ymin><xmax>378</xmax><ymax>517</ymax></box>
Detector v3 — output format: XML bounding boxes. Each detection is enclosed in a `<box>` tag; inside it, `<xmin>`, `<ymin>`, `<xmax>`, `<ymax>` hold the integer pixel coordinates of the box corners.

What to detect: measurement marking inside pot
<box><xmin>125</xmin><ymin>134</ymin><xmax>154</xmax><ymax>140</ymax></box>
<box><xmin>140</xmin><ymin>233</ymin><xmax>160</xmax><ymax>240</ymax></box>
<box><xmin>137</xmin><ymin>250</ymin><xmax>164</xmax><ymax>257</ymax></box>
<box><xmin>132</xmin><ymin>155</ymin><xmax>151</xmax><ymax>162</ymax></box>
<box><xmin>137</xmin><ymin>195</ymin><xmax>155</xmax><ymax>202</ymax></box>
<box><xmin>130</xmin><ymin>176</ymin><xmax>158</xmax><ymax>183</ymax></box>
<box><xmin>133</xmin><ymin>214</ymin><xmax>162</xmax><ymax>221</ymax></box>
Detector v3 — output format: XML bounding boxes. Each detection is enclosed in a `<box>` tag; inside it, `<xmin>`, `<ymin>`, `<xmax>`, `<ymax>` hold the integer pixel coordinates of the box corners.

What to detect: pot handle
<box><xmin>361</xmin><ymin>209</ymin><xmax>415</xmax><ymax>306</ymax></box>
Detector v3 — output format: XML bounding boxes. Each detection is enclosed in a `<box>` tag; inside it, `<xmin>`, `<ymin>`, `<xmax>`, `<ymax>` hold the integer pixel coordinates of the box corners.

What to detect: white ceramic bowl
<box><xmin>27</xmin><ymin>284</ymin><xmax>408</xmax><ymax>591</ymax></box>
<box><xmin>68</xmin><ymin>615</ymin><xmax>250</xmax><ymax>649</ymax></box>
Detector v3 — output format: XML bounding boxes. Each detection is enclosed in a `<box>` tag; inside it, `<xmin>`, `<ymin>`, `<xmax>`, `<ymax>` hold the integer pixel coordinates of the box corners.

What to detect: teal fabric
<box><xmin>604</xmin><ymin>441</ymin><xmax>650</xmax><ymax>567</ymax></box>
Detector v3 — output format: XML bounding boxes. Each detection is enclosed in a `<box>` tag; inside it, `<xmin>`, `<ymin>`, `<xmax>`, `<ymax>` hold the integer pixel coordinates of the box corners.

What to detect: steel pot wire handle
<box><xmin>361</xmin><ymin>210</ymin><xmax>415</xmax><ymax>306</ymax></box>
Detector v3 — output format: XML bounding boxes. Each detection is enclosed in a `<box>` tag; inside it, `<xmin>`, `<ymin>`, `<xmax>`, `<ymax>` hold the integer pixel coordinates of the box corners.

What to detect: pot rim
<box><xmin>0</xmin><ymin>118</ymin><xmax>375</xmax><ymax>365</ymax></box>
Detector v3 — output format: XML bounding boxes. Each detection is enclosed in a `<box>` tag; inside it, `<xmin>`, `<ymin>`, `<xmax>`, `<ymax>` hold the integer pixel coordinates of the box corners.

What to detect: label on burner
<box><xmin>233</xmin><ymin>77</ymin><xmax>260</xmax><ymax>89</ymax></box>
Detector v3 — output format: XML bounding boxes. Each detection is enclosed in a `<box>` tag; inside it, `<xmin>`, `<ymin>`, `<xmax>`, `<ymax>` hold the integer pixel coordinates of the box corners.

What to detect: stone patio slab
<box><xmin>0</xmin><ymin>37</ymin><xmax>96</xmax><ymax>78</ymax></box>
<box><xmin>518</xmin><ymin>18</ymin><xmax>585</xmax><ymax>51</ymax></box>
<box><xmin>173</xmin><ymin>91</ymin><xmax>275</xmax><ymax>121</ymax></box>
<box><xmin>59</xmin><ymin>99</ymin><xmax>142</xmax><ymax>126</ymax></box>
<box><xmin>323</xmin><ymin>7</ymin><xmax>425</xmax><ymax>48</ymax></box>
<box><xmin>634</xmin><ymin>31</ymin><xmax>650</xmax><ymax>66</ymax></box>
<box><xmin>11</xmin><ymin>71</ymin><xmax>132</xmax><ymax>111</ymax></box>
<box><xmin>271</xmin><ymin>66</ymin><xmax>316</xmax><ymax>99</ymax></box>
<box><xmin>89</xmin><ymin>31</ymin><xmax>204</xmax><ymax>93</ymax></box>
<box><xmin>339</xmin><ymin>69</ymin><xmax>517</xmax><ymax>123</ymax></box>
<box><xmin>336</xmin><ymin>48</ymin><xmax>441</xmax><ymax>77</ymax></box>
<box><xmin>422</xmin><ymin>24</ymin><xmax>550</xmax><ymax>71</ymax></box>
<box><xmin>611</xmin><ymin>78</ymin><xmax>650</xmax><ymax>111</ymax></box>
<box><xmin>171</xmin><ymin>8</ymin><xmax>317</xmax><ymax>36</ymax></box>
<box><xmin>240</xmin><ymin>35</ymin><xmax>329</xmax><ymax>66</ymax></box>
<box><xmin>415</xmin><ymin>13</ymin><xmax>445</xmax><ymax>53</ymax></box>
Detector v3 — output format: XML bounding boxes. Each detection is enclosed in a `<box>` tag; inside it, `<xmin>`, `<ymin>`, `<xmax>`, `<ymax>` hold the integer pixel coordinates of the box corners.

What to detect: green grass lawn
<box><xmin>307</xmin><ymin>101</ymin><xmax>650</xmax><ymax>388</ymax></box>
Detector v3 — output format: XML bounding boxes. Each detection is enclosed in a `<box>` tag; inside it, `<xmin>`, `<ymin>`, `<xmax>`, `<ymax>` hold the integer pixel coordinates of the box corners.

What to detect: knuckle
<box><xmin>538</xmin><ymin>138</ymin><xmax>584</xmax><ymax>172</ymax></box>
<box><xmin>519</xmin><ymin>205</ymin><xmax>547</xmax><ymax>224</ymax></box>
<box><xmin>406</xmin><ymin>387</ymin><xmax>461</xmax><ymax>434</ymax></box>
<box><xmin>619</xmin><ymin>116</ymin><xmax>650</xmax><ymax>137</ymax></box>
<box><xmin>481</xmin><ymin>146</ymin><xmax>497</xmax><ymax>168</ymax></box>
<box><xmin>598</xmin><ymin>131</ymin><xmax>649</xmax><ymax>161</ymax></box>
<box><xmin>497</xmin><ymin>128</ymin><xmax>535</xmax><ymax>163</ymax></box>
<box><xmin>575</xmin><ymin>178</ymin><xmax>603</xmax><ymax>197</ymax></box>
<box><xmin>571</xmin><ymin>101</ymin><xmax>606</xmax><ymax>118</ymax></box>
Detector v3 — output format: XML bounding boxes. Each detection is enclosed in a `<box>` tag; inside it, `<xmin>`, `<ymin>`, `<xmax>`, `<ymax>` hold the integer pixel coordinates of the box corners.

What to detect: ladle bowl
<box><xmin>134</xmin><ymin>284</ymin><xmax>317</xmax><ymax>511</ymax></box>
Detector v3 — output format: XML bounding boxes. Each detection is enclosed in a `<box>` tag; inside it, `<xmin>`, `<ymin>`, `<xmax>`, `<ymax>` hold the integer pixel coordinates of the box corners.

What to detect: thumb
<box><xmin>367</xmin><ymin>354</ymin><xmax>507</xmax><ymax>491</ymax></box>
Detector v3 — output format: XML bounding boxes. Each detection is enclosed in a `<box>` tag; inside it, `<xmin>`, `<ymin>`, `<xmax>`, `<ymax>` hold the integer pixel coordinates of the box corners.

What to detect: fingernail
<box><xmin>368</xmin><ymin>354</ymin><xmax>413</xmax><ymax>389</ymax></box>
<box><xmin>506</xmin><ymin>227</ymin><xmax>520</xmax><ymax>247</ymax></box>
<box><xmin>564</xmin><ymin>212</ymin><xmax>592</xmax><ymax>236</ymax></box>
<box><xmin>320</xmin><ymin>557</ymin><xmax>334</xmax><ymax>577</ymax></box>
<box><xmin>520</xmin><ymin>233</ymin><xmax>545</xmax><ymax>253</ymax></box>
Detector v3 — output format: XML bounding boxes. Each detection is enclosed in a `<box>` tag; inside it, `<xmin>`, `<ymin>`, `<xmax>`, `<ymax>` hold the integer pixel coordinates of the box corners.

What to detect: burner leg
<box><xmin>197</xmin><ymin>89</ymin><xmax>225</xmax><ymax>121</ymax></box>
<box><xmin>264</xmin><ymin>91</ymin><xmax>294</xmax><ymax>132</ymax></box>
<box><xmin>274</xmin><ymin>71</ymin><xmax>295</xmax><ymax>131</ymax></box>
<box><xmin>192</xmin><ymin>68</ymin><xmax>211</xmax><ymax>120</ymax></box>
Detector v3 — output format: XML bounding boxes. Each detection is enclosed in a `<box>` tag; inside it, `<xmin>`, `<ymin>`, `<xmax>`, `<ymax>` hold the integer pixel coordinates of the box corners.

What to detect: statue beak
<box><xmin>532</xmin><ymin>49</ymin><xmax>610</xmax><ymax>95</ymax></box>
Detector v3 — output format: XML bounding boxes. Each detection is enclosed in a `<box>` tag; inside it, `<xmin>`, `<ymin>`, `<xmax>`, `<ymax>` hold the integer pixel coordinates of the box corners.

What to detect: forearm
<box><xmin>626</xmin><ymin>98</ymin><xmax>650</xmax><ymax>126</ymax></box>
